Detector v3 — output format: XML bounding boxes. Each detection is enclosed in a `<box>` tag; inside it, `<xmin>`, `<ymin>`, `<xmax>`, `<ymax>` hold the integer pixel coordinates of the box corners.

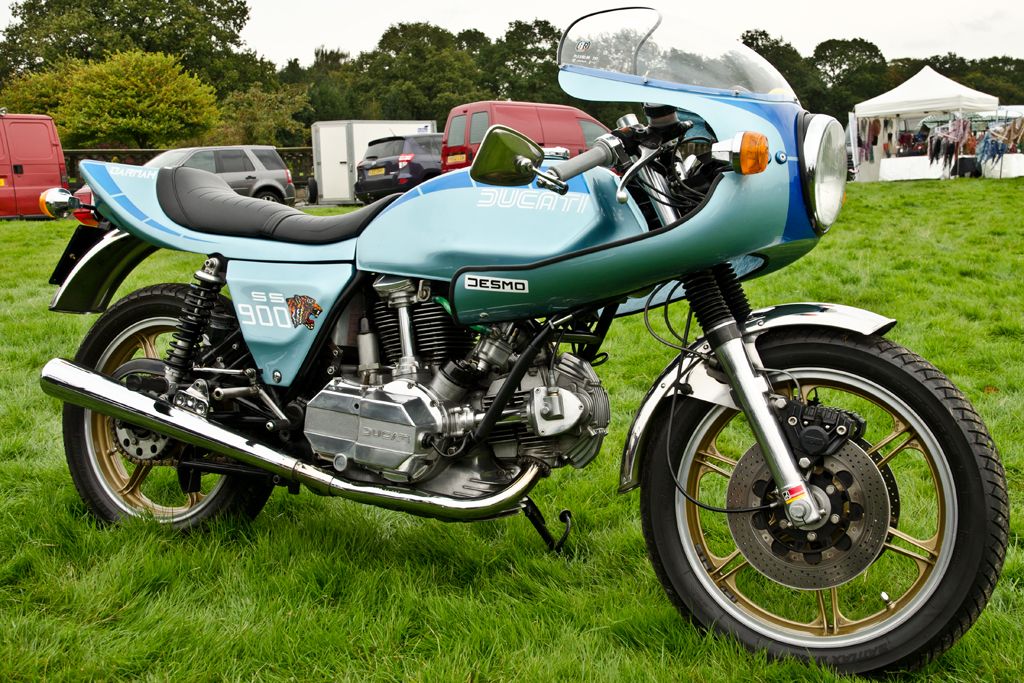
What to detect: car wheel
<box><xmin>306</xmin><ymin>178</ymin><xmax>318</xmax><ymax>204</ymax></box>
<box><xmin>254</xmin><ymin>190</ymin><xmax>282</xmax><ymax>202</ymax></box>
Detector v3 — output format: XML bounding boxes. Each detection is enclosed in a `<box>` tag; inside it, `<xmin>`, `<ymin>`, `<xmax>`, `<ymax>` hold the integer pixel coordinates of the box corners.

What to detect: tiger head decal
<box><xmin>286</xmin><ymin>295</ymin><xmax>322</xmax><ymax>330</ymax></box>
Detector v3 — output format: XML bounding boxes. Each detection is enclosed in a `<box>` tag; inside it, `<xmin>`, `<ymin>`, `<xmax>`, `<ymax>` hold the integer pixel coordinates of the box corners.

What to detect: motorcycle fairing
<box><xmin>79</xmin><ymin>161</ymin><xmax>356</xmax><ymax>263</ymax></box>
<box><xmin>560</xmin><ymin>67</ymin><xmax>815</xmax><ymax>244</ymax></box>
<box><xmin>225</xmin><ymin>261</ymin><xmax>353</xmax><ymax>386</ymax></box>
<box><xmin>357</xmin><ymin>166</ymin><xmax>647</xmax><ymax>281</ymax></box>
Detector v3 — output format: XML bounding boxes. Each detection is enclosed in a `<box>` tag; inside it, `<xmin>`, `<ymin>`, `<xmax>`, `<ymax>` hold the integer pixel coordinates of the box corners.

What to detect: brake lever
<box><xmin>615</xmin><ymin>144</ymin><xmax>664</xmax><ymax>204</ymax></box>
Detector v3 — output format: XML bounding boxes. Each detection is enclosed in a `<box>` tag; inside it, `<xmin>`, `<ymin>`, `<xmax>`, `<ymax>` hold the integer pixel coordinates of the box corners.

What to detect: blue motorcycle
<box><xmin>38</xmin><ymin>8</ymin><xmax>1006</xmax><ymax>674</ymax></box>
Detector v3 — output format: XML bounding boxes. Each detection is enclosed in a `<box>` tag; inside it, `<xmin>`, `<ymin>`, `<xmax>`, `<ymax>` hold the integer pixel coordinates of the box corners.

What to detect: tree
<box><xmin>0</xmin><ymin>58</ymin><xmax>82</xmax><ymax>115</ymax></box>
<box><xmin>210</xmin><ymin>84</ymin><xmax>311</xmax><ymax>146</ymax></box>
<box><xmin>0</xmin><ymin>0</ymin><xmax>274</xmax><ymax>93</ymax></box>
<box><xmin>811</xmin><ymin>38</ymin><xmax>887</xmax><ymax>118</ymax></box>
<box><xmin>56</xmin><ymin>51</ymin><xmax>219</xmax><ymax>148</ymax></box>
<box><xmin>485</xmin><ymin>20</ymin><xmax>564</xmax><ymax>103</ymax></box>
<box><xmin>350</xmin><ymin>23</ymin><xmax>489</xmax><ymax>125</ymax></box>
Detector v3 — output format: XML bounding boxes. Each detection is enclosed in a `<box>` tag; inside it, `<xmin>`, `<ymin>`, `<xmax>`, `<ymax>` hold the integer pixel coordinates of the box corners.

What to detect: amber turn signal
<box><xmin>738</xmin><ymin>132</ymin><xmax>769</xmax><ymax>175</ymax></box>
<box><xmin>710</xmin><ymin>132</ymin><xmax>770</xmax><ymax>175</ymax></box>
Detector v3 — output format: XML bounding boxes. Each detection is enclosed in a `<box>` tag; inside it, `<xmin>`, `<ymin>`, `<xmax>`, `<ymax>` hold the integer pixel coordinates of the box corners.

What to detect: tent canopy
<box><xmin>854</xmin><ymin>66</ymin><xmax>998</xmax><ymax>119</ymax></box>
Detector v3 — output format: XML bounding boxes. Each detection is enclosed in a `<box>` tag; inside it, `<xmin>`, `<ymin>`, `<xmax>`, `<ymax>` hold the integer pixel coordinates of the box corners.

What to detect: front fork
<box><xmin>685</xmin><ymin>267</ymin><xmax>821</xmax><ymax>527</ymax></box>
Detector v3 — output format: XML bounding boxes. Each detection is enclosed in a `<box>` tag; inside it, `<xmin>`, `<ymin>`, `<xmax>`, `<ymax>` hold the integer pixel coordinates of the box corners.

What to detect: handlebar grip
<box><xmin>548</xmin><ymin>143</ymin><xmax>614</xmax><ymax>181</ymax></box>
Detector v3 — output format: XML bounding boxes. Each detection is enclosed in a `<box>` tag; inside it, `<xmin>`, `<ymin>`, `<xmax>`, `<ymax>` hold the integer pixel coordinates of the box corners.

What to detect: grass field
<box><xmin>1</xmin><ymin>178</ymin><xmax>1021</xmax><ymax>681</ymax></box>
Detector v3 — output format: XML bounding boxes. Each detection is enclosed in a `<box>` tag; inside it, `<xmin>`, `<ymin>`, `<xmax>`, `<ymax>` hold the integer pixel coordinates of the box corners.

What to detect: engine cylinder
<box><xmin>372</xmin><ymin>298</ymin><xmax>475</xmax><ymax>368</ymax></box>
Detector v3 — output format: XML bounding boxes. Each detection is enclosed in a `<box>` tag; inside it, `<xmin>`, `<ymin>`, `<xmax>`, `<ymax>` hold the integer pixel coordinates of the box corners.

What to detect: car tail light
<box><xmin>285</xmin><ymin>169</ymin><xmax>293</xmax><ymax>184</ymax></box>
<box><xmin>61</xmin><ymin>173</ymin><xmax>70</xmax><ymax>189</ymax></box>
<box><xmin>398</xmin><ymin>153</ymin><xmax>415</xmax><ymax>169</ymax></box>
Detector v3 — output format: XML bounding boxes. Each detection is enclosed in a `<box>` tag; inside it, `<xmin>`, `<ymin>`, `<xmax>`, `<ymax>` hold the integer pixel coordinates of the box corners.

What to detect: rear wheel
<box><xmin>640</xmin><ymin>329</ymin><xmax>1007</xmax><ymax>673</ymax></box>
<box><xmin>62</xmin><ymin>284</ymin><xmax>274</xmax><ymax>530</ymax></box>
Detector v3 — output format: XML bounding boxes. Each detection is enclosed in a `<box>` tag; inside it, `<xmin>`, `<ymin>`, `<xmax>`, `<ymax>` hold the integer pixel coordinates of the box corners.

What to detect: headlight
<box><xmin>800</xmin><ymin>114</ymin><xmax>847</xmax><ymax>233</ymax></box>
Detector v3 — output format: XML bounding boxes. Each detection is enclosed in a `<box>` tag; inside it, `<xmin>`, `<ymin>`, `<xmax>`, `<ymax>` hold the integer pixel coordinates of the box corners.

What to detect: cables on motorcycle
<box><xmin>641</xmin><ymin>282</ymin><xmax>777</xmax><ymax>515</ymax></box>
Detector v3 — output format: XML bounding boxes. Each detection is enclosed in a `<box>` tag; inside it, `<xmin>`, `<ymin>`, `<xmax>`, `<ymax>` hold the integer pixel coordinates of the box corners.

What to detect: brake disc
<box><xmin>727</xmin><ymin>442</ymin><xmax>891</xmax><ymax>590</ymax></box>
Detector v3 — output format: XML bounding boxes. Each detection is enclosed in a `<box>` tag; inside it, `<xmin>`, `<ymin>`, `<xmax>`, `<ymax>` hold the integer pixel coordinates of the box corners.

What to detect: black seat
<box><xmin>156</xmin><ymin>166</ymin><xmax>398</xmax><ymax>245</ymax></box>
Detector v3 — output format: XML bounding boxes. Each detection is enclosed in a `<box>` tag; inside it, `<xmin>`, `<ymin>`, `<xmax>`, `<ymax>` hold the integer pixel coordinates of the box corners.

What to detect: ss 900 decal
<box><xmin>237</xmin><ymin>291</ymin><xmax>321</xmax><ymax>331</ymax></box>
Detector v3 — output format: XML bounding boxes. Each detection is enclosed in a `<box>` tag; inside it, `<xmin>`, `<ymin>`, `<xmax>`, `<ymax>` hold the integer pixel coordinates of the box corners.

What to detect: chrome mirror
<box><xmin>39</xmin><ymin>188</ymin><xmax>80</xmax><ymax>218</ymax></box>
<box><xmin>470</xmin><ymin>125</ymin><xmax>544</xmax><ymax>186</ymax></box>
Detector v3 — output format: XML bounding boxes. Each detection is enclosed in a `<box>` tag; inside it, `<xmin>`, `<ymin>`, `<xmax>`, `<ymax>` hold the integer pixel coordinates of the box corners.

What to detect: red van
<box><xmin>0</xmin><ymin>113</ymin><xmax>68</xmax><ymax>218</ymax></box>
<box><xmin>441</xmin><ymin>101</ymin><xmax>609</xmax><ymax>172</ymax></box>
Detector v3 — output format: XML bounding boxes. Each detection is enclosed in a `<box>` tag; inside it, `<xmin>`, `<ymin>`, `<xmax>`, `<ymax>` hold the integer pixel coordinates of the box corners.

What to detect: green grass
<box><xmin>1</xmin><ymin>179</ymin><xmax>1021</xmax><ymax>681</ymax></box>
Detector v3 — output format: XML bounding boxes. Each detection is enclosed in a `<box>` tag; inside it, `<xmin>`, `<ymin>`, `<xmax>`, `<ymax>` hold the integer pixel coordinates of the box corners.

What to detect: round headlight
<box><xmin>800</xmin><ymin>115</ymin><xmax>847</xmax><ymax>233</ymax></box>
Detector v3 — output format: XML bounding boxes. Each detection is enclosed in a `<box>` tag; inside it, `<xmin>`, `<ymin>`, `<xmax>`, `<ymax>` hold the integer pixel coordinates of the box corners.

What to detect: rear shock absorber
<box><xmin>165</xmin><ymin>257</ymin><xmax>226</xmax><ymax>387</ymax></box>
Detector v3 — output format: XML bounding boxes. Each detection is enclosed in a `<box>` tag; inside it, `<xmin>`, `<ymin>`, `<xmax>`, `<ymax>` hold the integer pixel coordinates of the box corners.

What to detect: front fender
<box><xmin>617</xmin><ymin>302</ymin><xmax>896</xmax><ymax>493</ymax></box>
<box><xmin>50</xmin><ymin>229</ymin><xmax>158</xmax><ymax>313</ymax></box>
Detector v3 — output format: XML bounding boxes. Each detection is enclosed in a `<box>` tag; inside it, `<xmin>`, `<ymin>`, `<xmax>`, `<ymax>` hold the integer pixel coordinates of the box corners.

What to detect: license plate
<box><xmin>446</xmin><ymin>153</ymin><xmax>466</xmax><ymax>165</ymax></box>
<box><xmin>368</xmin><ymin>167</ymin><xmax>386</xmax><ymax>176</ymax></box>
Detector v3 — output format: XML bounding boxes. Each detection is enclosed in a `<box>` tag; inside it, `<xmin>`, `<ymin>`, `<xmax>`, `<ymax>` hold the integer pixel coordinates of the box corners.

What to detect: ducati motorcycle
<box><xmin>39</xmin><ymin>8</ymin><xmax>1006</xmax><ymax>674</ymax></box>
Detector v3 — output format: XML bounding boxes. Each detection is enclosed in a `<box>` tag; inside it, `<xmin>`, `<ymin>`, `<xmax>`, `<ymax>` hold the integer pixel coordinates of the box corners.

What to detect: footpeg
<box><xmin>522</xmin><ymin>497</ymin><xmax>572</xmax><ymax>553</ymax></box>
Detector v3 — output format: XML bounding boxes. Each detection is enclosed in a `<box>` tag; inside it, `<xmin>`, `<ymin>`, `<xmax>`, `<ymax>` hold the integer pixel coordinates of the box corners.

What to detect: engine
<box><xmin>303</xmin><ymin>277</ymin><xmax>610</xmax><ymax>485</ymax></box>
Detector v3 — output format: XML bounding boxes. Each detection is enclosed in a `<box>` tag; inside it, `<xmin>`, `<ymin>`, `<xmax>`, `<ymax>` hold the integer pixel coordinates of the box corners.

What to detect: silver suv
<box><xmin>146</xmin><ymin>145</ymin><xmax>296</xmax><ymax>205</ymax></box>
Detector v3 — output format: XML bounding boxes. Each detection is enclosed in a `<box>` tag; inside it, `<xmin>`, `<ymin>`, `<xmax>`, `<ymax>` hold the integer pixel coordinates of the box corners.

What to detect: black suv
<box><xmin>354</xmin><ymin>134</ymin><xmax>442</xmax><ymax>203</ymax></box>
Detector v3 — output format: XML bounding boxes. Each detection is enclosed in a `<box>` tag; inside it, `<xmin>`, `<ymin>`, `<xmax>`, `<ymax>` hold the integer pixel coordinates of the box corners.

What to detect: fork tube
<box><xmin>709</xmin><ymin>330</ymin><xmax>819</xmax><ymax>525</ymax></box>
<box><xmin>683</xmin><ymin>271</ymin><xmax>821</xmax><ymax>526</ymax></box>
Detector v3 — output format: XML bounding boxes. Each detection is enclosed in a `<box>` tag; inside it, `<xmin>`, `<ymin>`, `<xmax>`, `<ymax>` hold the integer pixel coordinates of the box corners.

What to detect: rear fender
<box><xmin>617</xmin><ymin>302</ymin><xmax>897</xmax><ymax>493</ymax></box>
<box><xmin>49</xmin><ymin>229</ymin><xmax>157</xmax><ymax>313</ymax></box>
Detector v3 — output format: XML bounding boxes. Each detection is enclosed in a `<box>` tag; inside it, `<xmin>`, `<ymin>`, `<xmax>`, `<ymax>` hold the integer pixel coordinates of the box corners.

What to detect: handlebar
<box><xmin>547</xmin><ymin>139</ymin><xmax>617</xmax><ymax>182</ymax></box>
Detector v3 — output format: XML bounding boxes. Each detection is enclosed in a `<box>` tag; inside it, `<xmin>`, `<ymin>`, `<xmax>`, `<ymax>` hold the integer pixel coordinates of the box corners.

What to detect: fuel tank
<box><xmin>356</xmin><ymin>167</ymin><xmax>648</xmax><ymax>282</ymax></box>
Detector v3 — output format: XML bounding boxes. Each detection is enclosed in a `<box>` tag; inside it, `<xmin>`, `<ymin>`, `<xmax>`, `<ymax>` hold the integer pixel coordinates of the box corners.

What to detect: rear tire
<box><xmin>306</xmin><ymin>177</ymin><xmax>318</xmax><ymax>204</ymax></box>
<box><xmin>62</xmin><ymin>284</ymin><xmax>274</xmax><ymax>530</ymax></box>
<box><xmin>640</xmin><ymin>329</ymin><xmax>1007</xmax><ymax>673</ymax></box>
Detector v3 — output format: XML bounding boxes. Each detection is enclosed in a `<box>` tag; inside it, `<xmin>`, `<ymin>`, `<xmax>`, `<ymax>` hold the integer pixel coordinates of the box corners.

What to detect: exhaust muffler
<box><xmin>40</xmin><ymin>358</ymin><xmax>539</xmax><ymax>520</ymax></box>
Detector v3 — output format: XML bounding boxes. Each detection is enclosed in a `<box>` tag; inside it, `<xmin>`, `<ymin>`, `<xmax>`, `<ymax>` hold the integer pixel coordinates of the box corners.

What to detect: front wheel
<box><xmin>62</xmin><ymin>284</ymin><xmax>274</xmax><ymax>530</ymax></box>
<box><xmin>640</xmin><ymin>329</ymin><xmax>1007</xmax><ymax>674</ymax></box>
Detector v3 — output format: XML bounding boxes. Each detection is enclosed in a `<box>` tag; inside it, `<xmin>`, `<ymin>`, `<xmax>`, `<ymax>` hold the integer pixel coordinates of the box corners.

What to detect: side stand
<box><xmin>521</xmin><ymin>497</ymin><xmax>572</xmax><ymax>553</ymax></box>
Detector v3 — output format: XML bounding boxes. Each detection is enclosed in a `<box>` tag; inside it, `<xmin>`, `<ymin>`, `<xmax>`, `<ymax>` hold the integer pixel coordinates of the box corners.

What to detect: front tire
<box><xmin>62</xmin><ymin>284</ymin><xmax>274</xmax><ymax>530</ymax></box>
<box><xmin>640</xmin><ymin>329</ymin><xmax>1007</xmax><ymax>674</ymax></box>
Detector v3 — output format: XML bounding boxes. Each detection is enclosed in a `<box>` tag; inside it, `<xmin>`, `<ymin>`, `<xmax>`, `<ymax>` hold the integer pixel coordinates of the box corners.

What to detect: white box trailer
<box><xmin>311</xmin><ymin>119</ymin><xmax>436</xmax><ymax>204</ymax></box>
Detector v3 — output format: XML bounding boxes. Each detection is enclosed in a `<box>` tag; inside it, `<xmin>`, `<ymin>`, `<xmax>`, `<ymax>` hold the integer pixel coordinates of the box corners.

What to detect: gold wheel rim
<box><xmin>680</xmin><ymin>370</ymin><xmax>950</xmax><ymax>643</ymax></box>
<box><xmin>85</xmin><ymin>318</ymin><xmax>222</xmax><ymax>520</ymax></box>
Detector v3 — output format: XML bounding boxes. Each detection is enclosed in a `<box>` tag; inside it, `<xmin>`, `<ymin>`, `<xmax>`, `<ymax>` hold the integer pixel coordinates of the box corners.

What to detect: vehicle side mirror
<box><xmin>470</xmin><ymin>125</ymin><xmax>544</xmax><ymax>187</ymax></box>
<box><xmin>38</xmin><ymin>188</ymin><xmax>80</xmax><ymax>218</ymax></box>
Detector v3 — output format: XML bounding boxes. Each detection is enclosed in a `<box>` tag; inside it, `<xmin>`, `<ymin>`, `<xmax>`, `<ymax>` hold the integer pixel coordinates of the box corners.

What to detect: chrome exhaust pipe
<box><xmin>40</xmin><ymin>358</ymin><xmax>539</xmax><ymax>520</ymax></box>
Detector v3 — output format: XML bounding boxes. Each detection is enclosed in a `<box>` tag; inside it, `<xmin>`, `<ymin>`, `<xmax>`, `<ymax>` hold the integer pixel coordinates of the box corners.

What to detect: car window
<box><xmin>145</xmin><ymin>149</ymin><xmax>190</xmax><ymax>167</ymax></box>
<box><xmin>447</xmin><ymin>114</ymin><xmax>466</xmax><ymax>146</ymax></box>
<box><xmin>579</xmin><ymin>119</ymin><xmax>608</xmax><ymax>148</ymax></box>
<box><xmin>469</xmin><ymin>111</ymin><xmax>490</xmax><ymax>145</ymax></box>
<box><xmin>182</xmin><ymin>150</ymin><xmax>216</xmax><ymax>173</ymax></box>
<box><xmin>252</xmin><ymin>148</ymin><xmax>287</xmax><ymax>170</ymax></box>
<box><xmin>364</xmin><ymin>139</ymin><xmax>404</xmax><ymax>159</ymax></box>
<box><xmin>407</xmin><ymin>136</ymin><xmax>441</xmax><ymax>155</ymax></box>
<box><xmin>215</xmin><ymin>149</ymin><xmax>255</xmax><ymax>173</ymax></box>
<box><xmin>419</xmin><ymin>136</ymin><xmax>442</xmax><ymax>155</ymax></box>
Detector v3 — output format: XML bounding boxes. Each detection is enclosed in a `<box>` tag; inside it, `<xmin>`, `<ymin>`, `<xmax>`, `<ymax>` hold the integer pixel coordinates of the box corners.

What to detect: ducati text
<box><xmin>477</xmin><ymin>188</ymin><xmax>589</xmax><ymax>213</ymax></box>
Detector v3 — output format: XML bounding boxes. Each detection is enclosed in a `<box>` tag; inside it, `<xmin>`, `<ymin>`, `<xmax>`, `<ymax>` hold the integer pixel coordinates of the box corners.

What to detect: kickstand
<box><xmin>521</xmin><ymin>496</ymin><xmax>572</xmax><ymax>553</ymax></box>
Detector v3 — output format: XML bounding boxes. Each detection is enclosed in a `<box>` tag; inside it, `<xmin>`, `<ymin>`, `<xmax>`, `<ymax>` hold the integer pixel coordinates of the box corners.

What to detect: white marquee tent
<box><xmin>851</xmin><ymin>66</ymin><xmax>999</xmax><ymax>180</ymax></box>
<box><xmin>854</xmin><ymin>65</ymin><xmax>998</xmax><ymax>119</ymax></box>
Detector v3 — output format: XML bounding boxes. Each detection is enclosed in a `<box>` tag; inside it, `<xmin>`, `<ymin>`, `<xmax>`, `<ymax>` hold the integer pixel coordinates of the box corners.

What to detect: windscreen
<box><xmin>558</xmin><ymin>8</ymin><xmax>795</xmax><ymax>101</ymax></box>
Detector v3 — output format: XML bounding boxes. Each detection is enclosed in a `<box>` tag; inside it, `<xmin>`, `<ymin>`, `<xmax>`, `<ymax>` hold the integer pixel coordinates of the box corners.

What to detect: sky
<box><xmin>1</xmin><ymin>1</ymin><xmax>1023</xmax><ymax>68</ymax></box>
